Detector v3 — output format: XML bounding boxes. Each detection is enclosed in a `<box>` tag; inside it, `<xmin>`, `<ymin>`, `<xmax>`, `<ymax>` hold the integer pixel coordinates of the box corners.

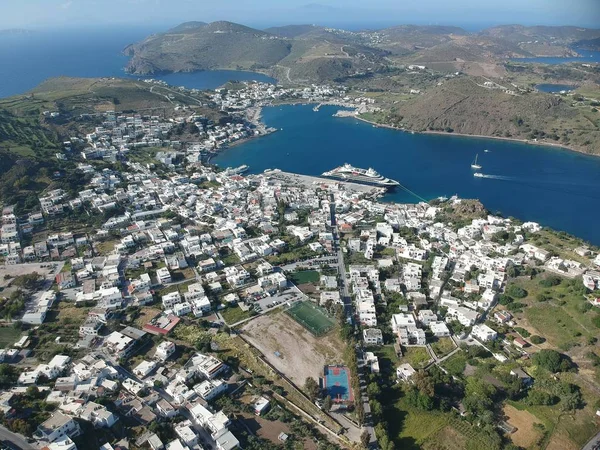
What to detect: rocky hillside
<box><xmin>124</xmin><ymin>21</ymin><xmax>292</xmax><ymax>74</ymax></box>
<box><xmin>365</xmin><ymin>77</ymin><xmax>600</xmax><ymax>154</ymax></box>
<box><xmin>124</xmin><ymin>22</ymin><xmax>600</xmax><ymax>82</ymax></box>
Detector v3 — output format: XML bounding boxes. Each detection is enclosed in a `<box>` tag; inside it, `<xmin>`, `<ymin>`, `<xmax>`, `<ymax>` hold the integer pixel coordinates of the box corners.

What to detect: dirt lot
<box><xmin>504</xmin><ymin>404</ymin><xmax>543</xmax><ymax>449</ymax></box>
<box><xmin>239</xmin><ymin>412</ymin><xmax>317</xmax><ymax>450</ymax></box>
<box><xmin>241</xmin><ymin>311</ymin><xmax>344</xmax><ymax>386</ymax></box>
<box><xmin>0</xmin><ymin>262</ymin><xmax>63</xmax><ymax>289</ymax></box>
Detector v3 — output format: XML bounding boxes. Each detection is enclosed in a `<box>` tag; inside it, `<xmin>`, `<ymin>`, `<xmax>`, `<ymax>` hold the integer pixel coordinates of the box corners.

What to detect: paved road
<box><xmin>329</xmin><ymin>194</ymin><xmax>377</xmax><ymax>447</ymax></box>
<box><xmin>582</xmin><ymin>431</ymin><xmax>600</xmax><ymax>450</ymax></box>
<box><xmin>0</xmin><ymin>424</ymin><xmax>35</xmax><ymax>450</ymax></box>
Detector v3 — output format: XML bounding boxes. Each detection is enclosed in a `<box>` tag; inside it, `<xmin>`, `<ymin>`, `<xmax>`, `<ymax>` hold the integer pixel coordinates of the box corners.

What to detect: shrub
<box><xmin>515</xmin><ymin>327</ymin><xmax>531</xmax><ymax>338</ymax></box>
<box><xmin>530</xmin><ymin>335</ymin><xmax>545</xmax><ymax>345</ymax></box>
<box><xmin>539</xmin><ymin>276</ymin><xmax>562</xmax><ymax>288</ymax></box>
<box><xmin>506</xmin><ymin>285</ymin><xmax>528</xmax><ymax>298</ymax></box>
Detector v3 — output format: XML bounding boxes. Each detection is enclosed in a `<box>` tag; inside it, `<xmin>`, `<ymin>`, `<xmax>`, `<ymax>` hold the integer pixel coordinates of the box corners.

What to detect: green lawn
<box><xmin>441</xmin><ymin>351</ymin><xmax>467</xmax><ymax>377</ymax></box>
<box><xmin>290</xmin><ymin>270</ymin><xmax>320</xmax><ymax>285</ymax></box>
<box><xmin>402</xmin><ymin>347</ymin><xmax>431</xmax><ymax>369</ymax></box>
<box><xmin>0</xmin><ymin>327</ymin><xmax>22</xmax><ymax>348</ymax></box>
<box><xmin>221</xmin><ymin>305</ymin><xmax>253</xmax><ymax>325</ymax></box>
<box><xmin>430</xmin><ymin>337</ymin><xmax>455</xmax><ymax>359</ymax></box>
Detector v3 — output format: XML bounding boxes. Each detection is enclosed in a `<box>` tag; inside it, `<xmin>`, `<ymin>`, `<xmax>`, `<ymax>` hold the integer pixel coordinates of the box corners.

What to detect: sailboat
<box><xmin>471</xmin><ymin>154</ymin><xmax>482</xmax><ymax>169</ymax></box>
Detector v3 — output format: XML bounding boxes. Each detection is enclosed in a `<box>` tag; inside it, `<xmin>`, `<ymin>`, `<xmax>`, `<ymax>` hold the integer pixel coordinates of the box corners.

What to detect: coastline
<box><xmin>349</xmin><ymin>114</ymin><xmax>591</xmax><ymax>157</ymax></box>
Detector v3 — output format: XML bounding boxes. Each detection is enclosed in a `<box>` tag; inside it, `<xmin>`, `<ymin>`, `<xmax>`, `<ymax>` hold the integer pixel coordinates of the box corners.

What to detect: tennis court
<box><xmin>324</xmin><ymin>365</ymin><xmax>353</xmax><ymax>403</ymax></box>
<box><xmin>285</xmin><ymin>301</ymin><xmax>336</xmax><ymax>336</ymax></box>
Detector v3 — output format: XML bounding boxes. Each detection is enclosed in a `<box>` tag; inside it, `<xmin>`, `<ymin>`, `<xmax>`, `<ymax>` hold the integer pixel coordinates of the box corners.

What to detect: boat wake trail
<box><xmin>474</xmin><ymin>173</ymin><xmax>600</xmax><ymax>200</ymax></box>
<box><xmin>474</xmin><ymin>174</ymin><xmax>515</xmax><ymax>181</ymax></box>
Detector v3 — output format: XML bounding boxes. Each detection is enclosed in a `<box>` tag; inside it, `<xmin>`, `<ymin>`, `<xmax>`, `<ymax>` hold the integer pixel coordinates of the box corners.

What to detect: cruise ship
<box><xmin>322</xmin><ymin>164</ymin><xmax>400</xmax><ymax>187</ymax></box>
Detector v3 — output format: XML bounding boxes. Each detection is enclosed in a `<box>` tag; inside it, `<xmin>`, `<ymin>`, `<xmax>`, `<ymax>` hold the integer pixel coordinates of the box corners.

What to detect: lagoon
<box><xmin>213</xmin><ymin>104</ymin><xmax>600</xmax><ymax>245</ymax></box>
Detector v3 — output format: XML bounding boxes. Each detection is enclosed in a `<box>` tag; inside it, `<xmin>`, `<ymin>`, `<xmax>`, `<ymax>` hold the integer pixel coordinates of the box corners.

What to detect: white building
<box><xmin>471</xmin><ymin>324</ymin><xmax>498</xmax><ymax>342</ymax></box>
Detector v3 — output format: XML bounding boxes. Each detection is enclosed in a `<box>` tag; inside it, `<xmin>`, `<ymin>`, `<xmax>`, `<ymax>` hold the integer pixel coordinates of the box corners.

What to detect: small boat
<box><xmin>484</xmin><ymin>149</ymin><xmax>490</xmax><ymax>153</ymax></box>
<box><xmin>473</xmin><ymin>172</ymin><xmax>484</xmax><ymax>178</ymax></box>
<box><xmin>471</xmin><ymin>154</ymin><xmax>482</xmax><ymax>169</ymax></box>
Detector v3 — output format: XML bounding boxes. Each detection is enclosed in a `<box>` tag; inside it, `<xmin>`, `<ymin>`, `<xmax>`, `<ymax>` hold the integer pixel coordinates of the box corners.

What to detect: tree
<box><xmin>413</xmin><ymin>370</ymin><xmax>435</xmax><ymax>397</ymax></box>
<box><xmin>26</xmin><ymin>385</ymin><xmax>40</xmax><ymax>399</ymax></box>
<box><xmin>506</xmin><ymin>284</ymin><xmax>527</xmax><ymax>298</ymax></box>
<box><xmin>533</xmin><ymin>349</ymin><xmax>572</xmax><ymax>373</ymax></box>
<box><xmin>360</xmin><ymin>430</ymin><xmax>371</xmax><ymax>448</ymax></box>
<box><xmin>9</xmin><ymin>418</ymin><xmax>31</xmax><ymax>435</ymax></box>
<box><xmin>355</xmin><ymin>399</ymin><xmax>365</xmax><ymax>425</ymax></box>
<box><xmin>526</xmin><ymin>389</ymin><xmax>557</xmax><ymax>406</ymax></box>
<box><xmin>367</xmin><ymin>382</ymin><xmax>381</xmax><ymax>398</ymax></box>
<box><xmin>304</xmin><ymin>377</ymin><xmax>320</xmax><ymax>401</ymax></box>
<box><xmin>322</xmin><ymin>395</ymin><xmax>332</xmax><ymax>412</ymax></box>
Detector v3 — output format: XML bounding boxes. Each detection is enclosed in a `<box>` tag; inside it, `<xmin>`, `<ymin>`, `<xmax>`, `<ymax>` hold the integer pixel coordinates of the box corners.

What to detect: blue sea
<box><xmin>0</xmin><ymin>28</ymin><xmax>274</xmax><ymax>98</ymax></box>
<box><xmin>535</xmin><ymin>84</ymin><xmax>577</xmax><ymax>93</ymax></box>
<box><xmin>1</xmin><ymin>29</ymin><xmax>599</xmax><ymax>244</ymax></box>
<box><xmin>512</xmin><ymin>48</ymin><xmax>600</xmax><ymax>64</ymax></box>
<box><xmin>214</xmin><ymin>105</ymin><xmax>600</xmax><ymax>245</ymax></box>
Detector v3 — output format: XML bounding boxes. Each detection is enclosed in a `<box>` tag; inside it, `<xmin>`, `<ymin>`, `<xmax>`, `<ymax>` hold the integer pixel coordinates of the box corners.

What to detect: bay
<box><xmin>213</xmin><ymin>104</ymin><xmax>600</xmax><ymax>245</ymax></box>
<box><xmin>535</xmin><ymin>84</ymin><xmax>577</xmax><ymax>93</ymax></box>
<box><xmin>0</xmin><ymin>28</ymin><xmax>274</xmax><ymax>98</ymax></box>
<box><xmin>511</xmin><ymin>48</ymin><xmax>600</xmax><ymax>64</ymax></box>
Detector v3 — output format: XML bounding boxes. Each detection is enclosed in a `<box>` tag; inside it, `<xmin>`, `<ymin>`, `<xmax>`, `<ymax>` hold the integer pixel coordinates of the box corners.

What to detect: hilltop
<box><xmin>125</xmin><ymin>20</ymin><xmax>389</xmax><ymax>82</ymax></box>
<box><xmin>124</xmin><ymin>21</ymin><xmax>292</xmax><ymax>75</ymax></box>
<box><xmin>124</xmin><ymin>22</ymin><xmax>600</xmax><ymax>82</ymax></box>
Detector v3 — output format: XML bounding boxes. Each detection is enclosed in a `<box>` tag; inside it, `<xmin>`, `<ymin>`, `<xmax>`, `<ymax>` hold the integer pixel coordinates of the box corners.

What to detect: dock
<box><xmin>262</xmin><ymin>170</ymin><xmax>385</xmax><ymax>198</ymax></box>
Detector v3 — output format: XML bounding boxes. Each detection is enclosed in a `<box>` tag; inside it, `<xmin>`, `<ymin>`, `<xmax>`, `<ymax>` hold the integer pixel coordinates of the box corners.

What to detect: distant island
<box><xmin>0</xmin><ymin>28</ymin><xmax>32</xmax><ymax>36</ymax></box>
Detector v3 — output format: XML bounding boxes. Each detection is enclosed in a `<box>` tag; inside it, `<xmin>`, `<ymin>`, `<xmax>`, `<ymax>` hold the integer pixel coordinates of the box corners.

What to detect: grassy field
<box><xmin>172</xmin><ymin>324</ymin><xmax>212</xmax><ymax>346</ymax></box>
<box><xmin>441</xmin><ymin>351</ymin><xmax>468</xmax><ymax>377</ymax></box>
<box><xmin>286</xmin><ymin>301</ymin><xmax>336</xmax><ymax>336</ymax></box>
<box><xmin>290</xmin><ymin>270</ymin><xmax>320</xmax><ymax>285</ymax></box>
<box><xmin>506</xmin><ymin>275</ymin><xmax>597</xmax><ymax>351</ymax></box>
<box><xmin>402</xmin><ymin>346</ymin><xmax>431</xmax><ymax>369</ymax></box>
<box><xmin>430</xmin><ymin>337</ymin><xmax>456</xmax><ymax>359</ymax></box>
<box><xmin>0</xmin><ymin>327</ymin><xmax>22</xmax><ymax>348</ymax></box>
<box><xmin>220</xmin><ymin>305</ymin><xmax>253</xmax><ymax>325</ymax></box>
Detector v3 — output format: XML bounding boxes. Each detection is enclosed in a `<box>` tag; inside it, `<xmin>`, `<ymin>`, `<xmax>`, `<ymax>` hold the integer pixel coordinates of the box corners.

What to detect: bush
<box><xmin>530</xmin><ymin>335</ymin><xmax>545</xmax><ymax>345</ymax></box>
<box><xmin>506</xmin><ymin>285</ymin><xmax>528</xmax><ymax>298</ymax></box>
<box><xmin>536</xmin><ymin>293</ymin><xmax>550</xmax><ymax>302</ymax></box>
<box><xmin>539</xmin><ymin>276</ymin><xmax>562</xmax><ymax>287</ymax></box>
<box><xmin>515</xmin><ymin>327</ymin><xmax>531</xmax><ymax>338</ymax></box>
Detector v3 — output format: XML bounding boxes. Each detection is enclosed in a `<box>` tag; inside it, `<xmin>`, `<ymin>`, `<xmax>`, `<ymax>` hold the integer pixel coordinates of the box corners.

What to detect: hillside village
<box><xmin>0</xmin><ymin>81</ymin><xmax>599</xmax><ymax>450</ymax></box>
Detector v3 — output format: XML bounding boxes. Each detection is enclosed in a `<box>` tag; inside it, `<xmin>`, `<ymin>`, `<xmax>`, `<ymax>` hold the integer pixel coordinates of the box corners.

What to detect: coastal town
<box><xmin>0</xmin><ymin>78</ymin><xmax>599</xmax><ymax>450</ymax></box>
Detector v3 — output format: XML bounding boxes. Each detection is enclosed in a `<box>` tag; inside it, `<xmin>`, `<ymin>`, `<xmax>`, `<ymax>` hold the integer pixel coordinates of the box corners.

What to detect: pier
<box><xmin>263</xmin><ymin>170</ymin><xmax>385</xmax><ymax>198</ymax></box>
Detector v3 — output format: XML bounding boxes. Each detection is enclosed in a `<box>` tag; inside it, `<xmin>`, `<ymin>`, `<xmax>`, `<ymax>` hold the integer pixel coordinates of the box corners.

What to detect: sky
<box><xmin>1</xmin><ymin>0</ymin><xmax>599</xmax><ymax>31</ymax></box>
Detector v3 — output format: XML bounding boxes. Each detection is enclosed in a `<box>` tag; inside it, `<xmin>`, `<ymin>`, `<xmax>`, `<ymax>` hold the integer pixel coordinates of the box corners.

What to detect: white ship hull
<box><xmin>322</xmin><ymin>163</ymin><xmax>400</xmax><ymax>188</ymax></box>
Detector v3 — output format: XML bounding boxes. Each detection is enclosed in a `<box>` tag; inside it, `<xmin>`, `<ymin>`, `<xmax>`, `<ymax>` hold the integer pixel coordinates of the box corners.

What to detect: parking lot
<box><xmin>248</xmin><ymin>286</ymin><xmax>305</xmax><ymax>314</ymax></box>
<box><xmin>0</xmin><ymin>262</ymin><xmax>63</xmax><ymax>290</ymax></box>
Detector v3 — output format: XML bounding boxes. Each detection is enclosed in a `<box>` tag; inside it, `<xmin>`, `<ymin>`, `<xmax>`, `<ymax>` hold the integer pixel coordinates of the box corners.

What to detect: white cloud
<box><xmin>60</xmin><ymin>0</ymin><xmax>73</xmax><ymax>9</ymax></box>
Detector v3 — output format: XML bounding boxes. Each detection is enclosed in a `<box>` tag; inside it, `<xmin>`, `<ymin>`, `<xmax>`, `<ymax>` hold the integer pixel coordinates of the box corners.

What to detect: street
<box><xmin>329</xmin><ymin>194</ymin><xmax>377</xmax><ymax>447</ymax></box>
<box><xmin>0</xmin><ymin>424</ymin><xmax>35</xmax><ymax>450</ymax></box>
